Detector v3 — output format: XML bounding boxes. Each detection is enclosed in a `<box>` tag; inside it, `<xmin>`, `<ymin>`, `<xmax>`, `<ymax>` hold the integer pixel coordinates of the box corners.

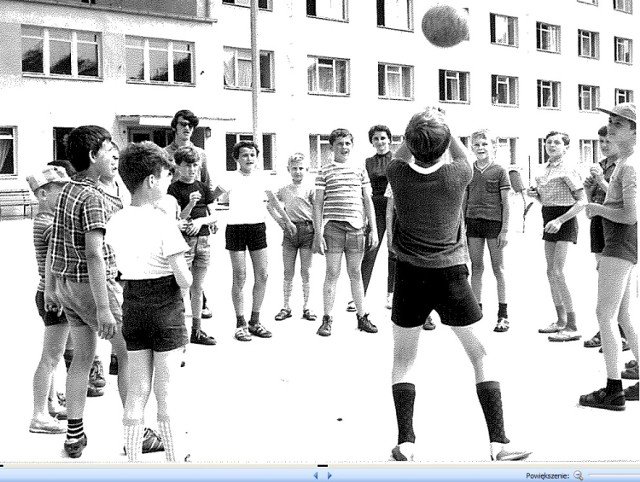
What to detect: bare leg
<box><xmin>248</xmin><ymin>248</ymin><xmax>268</xmax><ymax>313</ymax></box>
<box><xmin>122</xmin><ymin>349</ymin><xmax>153</xmax><ymax>462</ymax></box>
<box><xmin>345</xmin><ymin>249</ymin><xmax>366</xmax><ymax>316</ymax></box>
<box><xmin>299</xmin><ymin>248</ymin><xmax>314</xmax><ymax>310</ymax></box>
<box><xmin>32</xmin><ymin>323</ymin><xmax>69</xmax><ymax>422</ymax></box>
<box><xmin>487</xmin><ymin>238</ymin><xmax>507</xmax><ymax>304</ymax></box>
<box><xmin>282</xmin><ymin>246</ymin><xmax>298</xmax><ymax>310</ymax></box>
<box><xmin>323</xmin><ymin>252</ymin><xmax>342</xmax><ymax>317</ymax></box>
<box><xmin>66</xmin><ymin>325</ymin><xmax>97</xmax><ymax>420</ymax></box>
<box><xmin>154</xmin><ymin>346</ymin><xmax>186</xmax><ymax>462</ymax></box>
<box><xmin>467</xmin><ymin>237</ymin><xmax>486</xmax><ymax>304</ymax></box>
<box><xmin>229</xmin><ymin>251</ymin><xmax>247</xmax><ymax>317</ymax></box>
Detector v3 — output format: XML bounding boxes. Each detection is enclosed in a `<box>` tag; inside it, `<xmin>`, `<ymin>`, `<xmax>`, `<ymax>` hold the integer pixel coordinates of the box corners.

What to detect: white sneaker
<box><xmin>490</xmin><ymin>442</ymin><xmax>532</xmax><ymax>461</ymax></box>
<box><xmin>391</xmin><ymin>442</ymin><xmax>414</xmax><ymax>461</ymax></box>
<box><xmin>385</xmin><ymin>293</ymin><xmax>393</xmax><ymax>309</ymax></box>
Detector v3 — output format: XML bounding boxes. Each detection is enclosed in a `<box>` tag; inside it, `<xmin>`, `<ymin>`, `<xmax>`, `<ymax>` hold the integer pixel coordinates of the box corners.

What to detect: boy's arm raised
<box><xmin>86</xmin><ymin>229</ymin><xmax>117</xmax><ymax>340</ymax></box>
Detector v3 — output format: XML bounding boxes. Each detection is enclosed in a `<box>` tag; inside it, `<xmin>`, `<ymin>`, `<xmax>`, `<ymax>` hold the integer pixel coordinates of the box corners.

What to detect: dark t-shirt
<box><xmin>387</xmin><ymin>156</ymin><xmax>472</xmax><ymax>269</ymax></box>
<box><xmin>366</xmin><ymin>151</ymin><xmax>392</xmax><ymax>198</ymax></box>
<box><xmin>167</xmin><ymin>180</ymin><xmax>216</xmax><ymax>236</ymax></box>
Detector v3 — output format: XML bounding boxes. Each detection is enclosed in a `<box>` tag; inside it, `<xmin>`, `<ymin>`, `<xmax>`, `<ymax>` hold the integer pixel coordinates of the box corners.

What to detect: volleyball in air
<box><xmin>421</xmin><ymin>4</ymin><xmax>469</xmax><ymax>48</ymax></box>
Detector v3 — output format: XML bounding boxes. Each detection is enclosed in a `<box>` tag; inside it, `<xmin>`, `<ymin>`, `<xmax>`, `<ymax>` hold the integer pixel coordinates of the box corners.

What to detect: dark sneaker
<box><xmin>248</xmin><ymin>323</ymin><xmax>272</xmax><ymax>338</ymax></box>
<box><xmin>89</xmin><ymin>359</ymin><xmax>106</xmax><ymax>388</ymax></box>
<box><xmin>579</xmin><ymin>388</ymin><xmax>625</xmax><ymax>411</ymax></box>
<box><xmin>422</xmin><ymin>316</ymin><xmax>436</xmax><ymax>331</ymax></box>
<box><xmin>622</xmin><ymin>364</ymin><xmax>639</xmax><ymax>380</ymax></box>
<box><xmin>109</xmin><ymin>354</ymin><xmax>118</xmax><ymax>375</ymax></box>
<box><xmin>190</xmin><ymin>329</ymin><xmax>216</xmax><ymax>346</ymax></box>
<box><xmin>201</xmin><ymin>306</ymin><xmax>213</xmax><ymax>319</ymax></box>
<box><xmin>64</xmin><ymin>434</ymin><xmax>87</xmax><ymax>459</ymax></box>
<box><xmin>391</xmin><ymin>444</ymin><xmax>414</xmax><ymax>461</ymax></box>
<box><xmin>357</xmin><ymin>313</ymin><xmax>378</xmax><ymax>333</ymax></box>
<box><xmin>87</xmin><ymin>383</ymin><xmax>104</xmax><ymax>397</ymax></box>
<box><xmin>624</xmin><ymin>382</ymin><xmax>639</xmax><ymax>401</ymax></box>
<box><xmin>317</xmin><ymin>316</ymin><xmax>332</xmax><ymax>337</ymax></box>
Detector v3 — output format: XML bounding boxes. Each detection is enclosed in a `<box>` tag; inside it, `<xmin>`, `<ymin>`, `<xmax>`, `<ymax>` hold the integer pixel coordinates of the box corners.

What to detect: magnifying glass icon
<box><xmin>574</xmin><ymin>470</ymin><xmax>584</xmax><ymax>481</ymax></box>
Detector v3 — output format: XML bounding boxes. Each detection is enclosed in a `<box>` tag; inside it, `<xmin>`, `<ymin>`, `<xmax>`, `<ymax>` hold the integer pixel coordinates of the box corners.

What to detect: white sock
<box><xmin>123</xmin><ymin>419</ymin><xmax>144</xmax><ymax>462</ymax></box>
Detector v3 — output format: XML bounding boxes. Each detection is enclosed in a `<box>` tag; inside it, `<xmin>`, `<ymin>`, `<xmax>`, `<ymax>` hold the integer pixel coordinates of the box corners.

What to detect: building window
<box><xmin>378</xmin><ymin>63</ymin><xmax>413</xmax><ymax>100</ymax></box>
<box><xmin>223</xmin><ymin>47</ymin><xmax>274</xmax><ymax>90</ymax></box>
<box><xmin>309</xmin><ymin>134</ymin><xmax>332</xmax><ymax>170</ymax></box>
<box><xmin>439</xmin><ymin>70</ymin><xmax>470</xmax><ymax>103</ymax></box>
<box><xmin>578</xmin><ymin>29</ymin><xmax>599</xmax><ymax>59</ymax></box>
<box><xmin>222</xmin><ymin>0</ymin><xmax>272</xmax><ymax>9</ymax></box>
<box><xmin>376</xmin><ymin>0</ymin><xmax>412</xmax><ymax>30</ymax></box>
<box><xmin>496</xmin><ymin>137</ymin><xmax>517</xmax><ymax>165</ymax></box>
<box><xmin>390</xmin><ymin>135</ymin><xmax>404</xmax><ymax>154</ymax></box>
<box><xmin>491</xmin><ymin>75</ymin><xmax>518</xmax><ymax>106</ymax></box>
<box><xmin>490</xmin><ymin>13</ymin><xmax>518</xmax><ymax>47</ymax></box>
<box><xmin>613</xmin><ymin>0</ymin><xmax>633</xmax><ymax>13</ymax></box>
<box><xmin>537</xmin><ymin>80</ymin><xmax>561</xmax><ymax>109</ymax></box>
<box><xmin>615</xmin><ymin>37</ymin><xmax>633</xmax><ymax>64</ymax></box>
<box><xmin>53</xmin><ymin>127</ymin><xmax>73</xmax><ymax>162</ymax></box>
<box><xmin>0</xmin><ymin>127</ymin><xmax>17</xmax><ymax>176</ymax></box>
<box><xmin>580</xmin><ymin>139</ymin><xmax>599</xmax><ymax>164</ymax></box>
<box><xmin>615</xmin><ymin>88</ymin><xmax>634</xmax><ymax>103</ymax></box>
<box><xmin>307</xmin><ymin>0</ymin><xmax>348</xmax><ymax>21</ymax></box>
<box><xmin>225</xmin><ymin>133</ymin><xmax>274</xmax><ymax>171</ymax></box>
<box><xmin>577</xmin><ymin>0</ymin><xmax>598</xmax><ymax>4</ymax></box>
<box><xmin>536</xmin><ymin>22</ymin><xmax>561</xmax><ymax>53</ymax></box>
<box><xmin>579</xmin><ymin>84</ymin><xmax>600</xmax><ymax>111</ymax></box>
<box><xmin>21</xmin><ymin>26</ymin><xmax>100</xmax><ymax>78</ymax></box>
<box><xmin>307</xmin><ymin>56</ymin><xmax>349</xmax><ymax>95</ymax></box>
<box><xmin>126</xmin><ymin>37</ymin><xmax>193</xmax><ymax>85</ymax></box>
<box><xmin>538</xmin><ymin>138</ymin><xmax>550</xmax><ymax>164</ymax></box>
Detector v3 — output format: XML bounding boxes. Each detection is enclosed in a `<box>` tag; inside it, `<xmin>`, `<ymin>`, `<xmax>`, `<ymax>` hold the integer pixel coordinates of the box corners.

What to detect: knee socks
<box><xmin>123</xmin><ymin>418</ymin><xmax>144</xmax><ymax>462</ymax></box>
<box><xmin>476</xmin><ymin>381</ymin><xmax>510</xmax><ymax>444</ymax></box>
<box><xmin>157</xmin><ymin>416</ymin><xmax>176</xmax><ymax>462</ymax></box>
<box><xmin>498</xmin><ymin>303</ymin><xmax>508</xmax><ymax>319</ymax></box>
<box><xmin>392</xmin><ymin>383</ymin><xmax>416</xmax><ymax>445</ymax></box>
<box><xmin>67</xmin><ymin>418</ymin><xmax>84</xmax><ymax>441</ymax></box>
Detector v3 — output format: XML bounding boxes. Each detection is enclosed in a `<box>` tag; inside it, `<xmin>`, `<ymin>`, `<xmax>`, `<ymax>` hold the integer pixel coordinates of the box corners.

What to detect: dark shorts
<box><xmin>324</xmin><ymin>220</ymin><xmax>365</xmax><ymax>254</ymax></box>
<box><xmin>542</xmin><ymin>205</ymin><xmax>578</xmax><ymax>244</ymax></box>
<box><xmin>122</xmin><ymin>275</ymin><xmax>188</xmax><ymax>352</ymax></box>
<box><xmin>226</xmin><ymin>223</ymin><xmax>267</xmax><ymax>252</ymax></box>
<box><xmin>35</xmin><ymin>290</ymin><xmax>68</xmax><ymax>327</ymax></box>
<box><xmin>590</xmin><ymin>216</ymin><xmax>605</xmax><ymax>254</ymax></box>
<box><xmin>392</xmin><ymin>261</ymin><xmax>483</xmax><ymax>328</ymax></box>
<box><xmin>184</xmin><ymin>235</ymin><xmax>211</xmax><ymax>268</ymax></box>
<box><xmin>283</xmin><ymin>221</ymin><xmax>314</xmax><ymax>250</ymax></box>
<box><xmin>466</xmin><ymin>218</ymin><xmax>503</xmax><ymax>239</ymax></box>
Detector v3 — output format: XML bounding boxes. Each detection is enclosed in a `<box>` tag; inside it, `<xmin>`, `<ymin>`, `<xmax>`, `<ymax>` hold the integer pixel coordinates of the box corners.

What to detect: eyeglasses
<box><xmin>177</xmin><ymin>121</ymin><xmax>193</xmax><ymax>128</ymax></box>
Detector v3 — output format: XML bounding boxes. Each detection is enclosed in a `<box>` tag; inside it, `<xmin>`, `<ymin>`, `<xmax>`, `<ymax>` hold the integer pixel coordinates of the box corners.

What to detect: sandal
<box><xmin>494</xmin><ymin>318</ymin><xmax>509</xmax><ymax>332</ymax></box>
<box><xmin>584</xmin><ymin>333</ymin><xmax>602</xmax><ymax>348</ymax></box>
<box><xmin>302</xmin><ymin>309</ymin><xmax>317</xmax><ymax>321</ymax></box>
<box><xmin>548</xmin><ymin>330</ymin><xmax>582</xmax><ymax>342</ymax></box>
<box><xmin>248</xmin><ymin>323</ymin><xmax>272</xmax><ymax>338</ymax></box>
<box><xmin>274</xmin><ymin>308</ymin><xmax>292</xmax><ymax>321</ymax></box>
<box><xmin>234</xmin><ymin>326</ymin><xmax>252</xmax><ymax>342</ymax></box>
<box><xmin>346</xmin><ymin>301</ymin><xmax>356</xmax><ymax>313</ymax></box>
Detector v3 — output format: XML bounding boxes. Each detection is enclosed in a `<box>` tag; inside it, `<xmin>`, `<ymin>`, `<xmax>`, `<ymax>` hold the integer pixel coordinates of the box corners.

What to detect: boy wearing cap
<box><xmin>580</xmin><ymin>103</ymin><xmax>638</xmax><ymax>409</ymax></box>
<box><xmin>27</xmin><ymin>166</ymin><xmax>71</xmax><ymax>435</ymax></box>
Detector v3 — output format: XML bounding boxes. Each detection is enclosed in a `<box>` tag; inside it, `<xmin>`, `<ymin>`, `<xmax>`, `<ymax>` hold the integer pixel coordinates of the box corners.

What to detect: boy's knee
<box><xmin>255</xmin><ymin>270</ymin><xmax>268</xmax><ymax>284</ymax></box>
<box><xmin>233</xmin><ymin>272</ymin><xmax>247</xmax><ymax>286</ymax></box>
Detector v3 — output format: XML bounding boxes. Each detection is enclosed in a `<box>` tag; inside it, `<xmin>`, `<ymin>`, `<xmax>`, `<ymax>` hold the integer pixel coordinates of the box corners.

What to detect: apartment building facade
<box><xmin>0</xmin><ymin>0</ymin><xmax>636</xmax><ymax>197</ymax></box>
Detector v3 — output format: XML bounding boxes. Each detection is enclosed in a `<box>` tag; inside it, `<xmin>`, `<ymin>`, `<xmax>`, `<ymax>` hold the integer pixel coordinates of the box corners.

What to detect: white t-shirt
<box><xmin>106</xmin><ymin>204</ymin><xmax>188</xmax><ymax>280</ymax></box>
<box><xmin>219</xmin><ymin>170</ymin><xmax>274</xmax><ymax>225</ymax></box>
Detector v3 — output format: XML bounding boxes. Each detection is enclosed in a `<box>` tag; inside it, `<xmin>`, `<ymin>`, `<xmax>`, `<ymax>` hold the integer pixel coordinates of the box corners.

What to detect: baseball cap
<box><xmin>26</xmin><ymin>165</ymin><xmax>71</xmax><ymax>193</ymax></box>
<box><xmin>597</xmin><ymin>102</ymin><xmax>636</xmax><ymax>123</ymax></box>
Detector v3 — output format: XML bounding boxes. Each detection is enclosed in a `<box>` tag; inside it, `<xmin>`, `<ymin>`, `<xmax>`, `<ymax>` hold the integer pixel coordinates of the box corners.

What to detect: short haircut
<box><xmin>404</xmin><ymin>110</ymin><xmax>451</xmax><ymax>165</ymax></box>
<box><xmin>544</xmin><ymin>131</ymin><xmax>570</xmax><ymax>146</ymax></box>
<box><xmin>170</xmin><ymin>109</ymin><xmax>199</xmax><ymax>130</ymax></box>
<box><xmin>597</xmin><ymin>125</ymin><xmax>608</xmax><ymax>137</ymax></box>
<box><xmin>118</xmin><ymin>141</ymin><xmax>172</xmax><ymax>193</ymax></box>
<box><xmin>471</xmin><ymin>128</ymin><xmax>496</xmax><ymax>144</ymax></box>
<box><xmin>65</xmin><ymin>125</ymin><xmax>112</xmax><ymax>172</ymax></box>
<box><xmin>48</xmin><ymin>159</ymin><xmax>77</xmax><ymax>178</ymax></box>
<box><xmin>329</xmin><ymin>128</ymin><xmax>353</xmax><ymax>146</ymax></box>
<box><xmin>288</xmin><ymin>152</ymin><xmax>306</xmax><ymax>166</ymax></box>
<box><xmin>368</xmin><ymin>125</ymin><xmax>392</xmax><ymax>143</ymax></box>
<box><xmin>174</xmin><ymin>146</ymin><xmax>200</xmax><ymax>165</ymax></box>
<box><xmin>232</xmin><ymin>140</ymin><xmax>260</xmax><ymax>160</ymax></box>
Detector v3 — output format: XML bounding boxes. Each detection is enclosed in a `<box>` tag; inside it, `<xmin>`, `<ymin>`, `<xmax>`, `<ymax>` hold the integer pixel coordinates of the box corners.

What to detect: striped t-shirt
<box><xmin>315</xmin><ymin>161</ymin><xmax>371</xmax><ymax>230</ymax></box>
<box><xmin>33</xmin><ymin>211</ymin><xmax>54</xmax><ymax>292</ymax></box>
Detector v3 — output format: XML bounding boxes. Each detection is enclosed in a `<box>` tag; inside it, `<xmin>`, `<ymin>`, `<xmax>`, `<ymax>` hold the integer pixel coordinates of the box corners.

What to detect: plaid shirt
<box><xmin>50</xmin><ymin>176</ymin><xmax>118</xmax><ymax>282</ymax></box>
<box><xmin>535</xmin><ymin>159</ymin><xmax>583</xmax><ymax>207</ymax></box>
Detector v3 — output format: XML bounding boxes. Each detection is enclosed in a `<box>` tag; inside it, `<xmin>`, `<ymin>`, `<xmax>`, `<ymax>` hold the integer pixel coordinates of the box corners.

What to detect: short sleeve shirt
<box><xmin>167</xmin><ymin>180</ymin><xmax>216</xmax><ymax>236</ymax></box>
<box><xmin>276</xmin><ymin>182</ymin><xmax>314</xmax><ymax>223</ymax></box>
<box><xmin>219</xmin><ymin>170</ymin><xmax>272</xmax><ymax>225</ymax></box>
<box><xmin>33</xmin><ymin>212</ymin><xmax>54</xmax><ymax>292</ymax></box>
<box><xmin>50</xmin><ymin>177</ymin><xmax>118</xmax><ymax>282</ymax></box>
<box><xmin>106</xmin><ymin>205</ymin><xmax>189</xmax><ymax>280</ymax></box>
<box><xmin>465</xmin><ymin>162</ymin><xmax>511</xmax><ymax>221</ymax></box>
<box><xmin>315</xmin><ymin>161</ymin><xmax>371</xmax><ymax>230</ymax></box>
<box><xmin>535</xmin><ymin>160</ymin><xmax>583</xmax><ymax>207</ymax></box>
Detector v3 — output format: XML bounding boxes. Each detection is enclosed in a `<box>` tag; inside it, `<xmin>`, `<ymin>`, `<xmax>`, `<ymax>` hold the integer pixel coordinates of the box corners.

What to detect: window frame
<box><xmin>615</xmin><ymin>88</ymin><xmax>634</xmax><ymax>104</ymax></box>
<box><xmin>614</xmin><ymin>37</ymin><xmax>633</xmax><ymax>64</ymax></box>
<box><xmin>579</xmin><ymin>139</ymin><xmax>600</xmax><ymax>165</ymax></box>
<box><xmin>538</xmin><ymin>138</ymin><xmax>550</xmax><ymax>164</ymax></box>
<box><xmin>378</xmin><ymin>62</ymin><xmax>414</xmax><ymax>100</ymax></box>
<box><xmin>491</xmin><ymin>74</ymin><xmax>519</xmax><ymax>107</ymax></box>
<box><xmin>578</xmin><ymin>84</ymin><xmax>600</xmax><ymax>111</ymax></box>
<box><xmin>496</xmin><ymin>137</ymin><xmax>517</xmax><ymax>166</ymax></box>
<box><xmin>125</xmin><ymin>36</ymin><xmax>195</xmax><ymax>86</ymax></box>
<box><xmin>490</xmin><ymin>13</ymin><xmax>519</xmax><ymax>47</ymax></box>
<box><xmin>537</xmin><ymin>79</ymin><xmax>561</xmax><ymax>109</ymax></box>
<box><xmin>439</xmin><ymin>69</ymin><xmax>470</xmax><ymax>104</ymax></box>
<box><xmin>613</xmin><ymin>0</ymin><xmax>633</xmax><ymax>13</ymax></box>
<box><xmin>306</xmin><ymin>0</ymin><xmax>349</xmax><ymax>22</ymax></box>
<box><xmin>221</xmin><ymin>0</ymin><xmax>272</xmax><ymax>10</ymax></box>
<box><xmin>308</xmin><ymin>134</ymin><xmax>332</xmax><ymax>171</ymax></box>
<box><xmin>577</xmin><ymin>0</ymin><xmax>598</xmax><ymax>4</ymax></box>
<box><xmin>223</xmin><ymin>47</ymin><xmax>275</xmax><ymax>91</ymax></box>
<box><xmin>225</xmin><ymin>133</ymin><xmax>275</xmax><ymax>171</ymax></box>
<box><xmin>21</xmin><ymin>25</ymin><xmax>102</xmax><ymax>79</ymax></box>
<box><xmin>578</xmin><ymin>29</ymin><xmax>600</xmax><ymax>59</ymax></box>
<box><xmin>307</xmin><ymin>56</ymin><xmax>350</xmax><ymax>96</ymax></box>
<box><xmin>536</xmin><ymin>21</ymin><xmax>561</xmax><ymax>53</ymax></box>
<box><xmin>0</xmin><ymin>127</ymin><xmax>18</xmax><ymax>178</ymax></box>
<box><xmin>376</xmin><ymin>0</ymin><xmax>413</xmax><ymax>31</ymax></box>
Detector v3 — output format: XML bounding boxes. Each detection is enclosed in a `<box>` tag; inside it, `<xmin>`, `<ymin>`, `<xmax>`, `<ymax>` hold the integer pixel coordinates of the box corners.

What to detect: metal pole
<box><xmin>250</xmin><ymin>0</ymin><xmax>262</xmax><ymax>166</ymax></box>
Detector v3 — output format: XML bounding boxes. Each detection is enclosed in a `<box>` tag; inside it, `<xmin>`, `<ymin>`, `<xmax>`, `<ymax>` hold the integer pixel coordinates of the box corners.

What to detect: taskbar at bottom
<box><xmin>1</xmin><ymin>465</ymin><xmax>640</xmax><ymax>482</ymax></box>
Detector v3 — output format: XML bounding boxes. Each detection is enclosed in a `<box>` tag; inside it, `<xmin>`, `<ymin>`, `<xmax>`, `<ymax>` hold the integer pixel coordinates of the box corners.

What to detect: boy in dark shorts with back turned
<box><xmin>387</xmin><ymin>108</ymin><xmax>530</xmax><ymax>462</ymax></box>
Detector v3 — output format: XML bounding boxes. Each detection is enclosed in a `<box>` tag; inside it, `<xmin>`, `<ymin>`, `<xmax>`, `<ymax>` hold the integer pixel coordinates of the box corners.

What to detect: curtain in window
<box><xmin>0</xmin><ymin>139</ymin><xmax>11</xmax><ymax>174</ymax></box>
<box><xmin>223</xmin><ymin>48</ymin><xmax>236</xmax><ymax>86</ymax></box>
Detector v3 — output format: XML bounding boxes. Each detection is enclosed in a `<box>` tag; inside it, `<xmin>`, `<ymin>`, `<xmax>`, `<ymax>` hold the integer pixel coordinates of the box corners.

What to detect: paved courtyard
<box><xmin>0</xmin><ymin>196</ymin><xmax>637</xmax><ymax>465</ymax></box>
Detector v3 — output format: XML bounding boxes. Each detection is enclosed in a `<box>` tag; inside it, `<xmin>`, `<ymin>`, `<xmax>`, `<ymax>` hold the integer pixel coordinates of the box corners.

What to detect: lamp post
<box><xmin>250</xmin><ymin>0</ymin><xmax>263</xmax><ymax>167</ymax></box>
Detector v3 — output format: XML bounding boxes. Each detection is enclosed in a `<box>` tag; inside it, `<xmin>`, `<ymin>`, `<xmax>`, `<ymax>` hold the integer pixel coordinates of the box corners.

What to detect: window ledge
<box><xmin>537</xmin><ymin>49</ymin><xmax>562</xmax><ymax>54</ymax></box>
<box><xmin>492</xmin><ymin>103</ymin><xmax>519</xmax><ymax>108</ymax></box>
<box><xmin>308</xmin><ymin>92</ymin><xmax>350</xmax><ymax>97</ymax></box>
<box><xmin>614</xmin><ymin>60</ymin><xmax>633</xmax><ymax>66</ymax></box>
<box><xmin>439</xmin><ymin>100</ymin><xmax>470</xmax><ymax>105</ymax></box>
<box><xmin>490</xmin><ymin>42</ymin><xmax>519</xmax><ymax>48</ymax></box>
<box><xmin>538</xmin><ymin>106</ymin><xmax>562</xmax><ymax>111</ymax></box>
<box><xmin>379</xmin><ymin>96</ymin><xmax>414</xmax><ymax>102</ymax></box>
<box><xmin>578</xmin><ymin>55</ymin><xmax>600</xmax><ymax>60</ymax></box>
<box><xmin>22</xmin><ymin>73</ymin><xmax>103</xmax><ymax>81</ymax></box>
<box><xmin>376</xmin><ymin>25</ymin><xmax>414</xmax><ymax>33</ymax></box>
<box><xmin>224</xmin><ymin>86</ymin><xmax>276</xmax><ymax>93</ymax></box>
<box><xmin>306</xmin><ymin>15</ymin><xmax>349</xmax><ymax>23</ymax></box>
<box><xmin>126</xmin><ymin>80</ymin><xmax>195</xmax><ymax>87</ymax></box>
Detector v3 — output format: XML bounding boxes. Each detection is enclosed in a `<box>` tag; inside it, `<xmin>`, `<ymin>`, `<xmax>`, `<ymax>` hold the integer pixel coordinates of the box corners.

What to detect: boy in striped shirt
<box><xmin>312</xmin><ymin>128</ymin><xmax>378</xmax><ymax>336</ymax></box>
